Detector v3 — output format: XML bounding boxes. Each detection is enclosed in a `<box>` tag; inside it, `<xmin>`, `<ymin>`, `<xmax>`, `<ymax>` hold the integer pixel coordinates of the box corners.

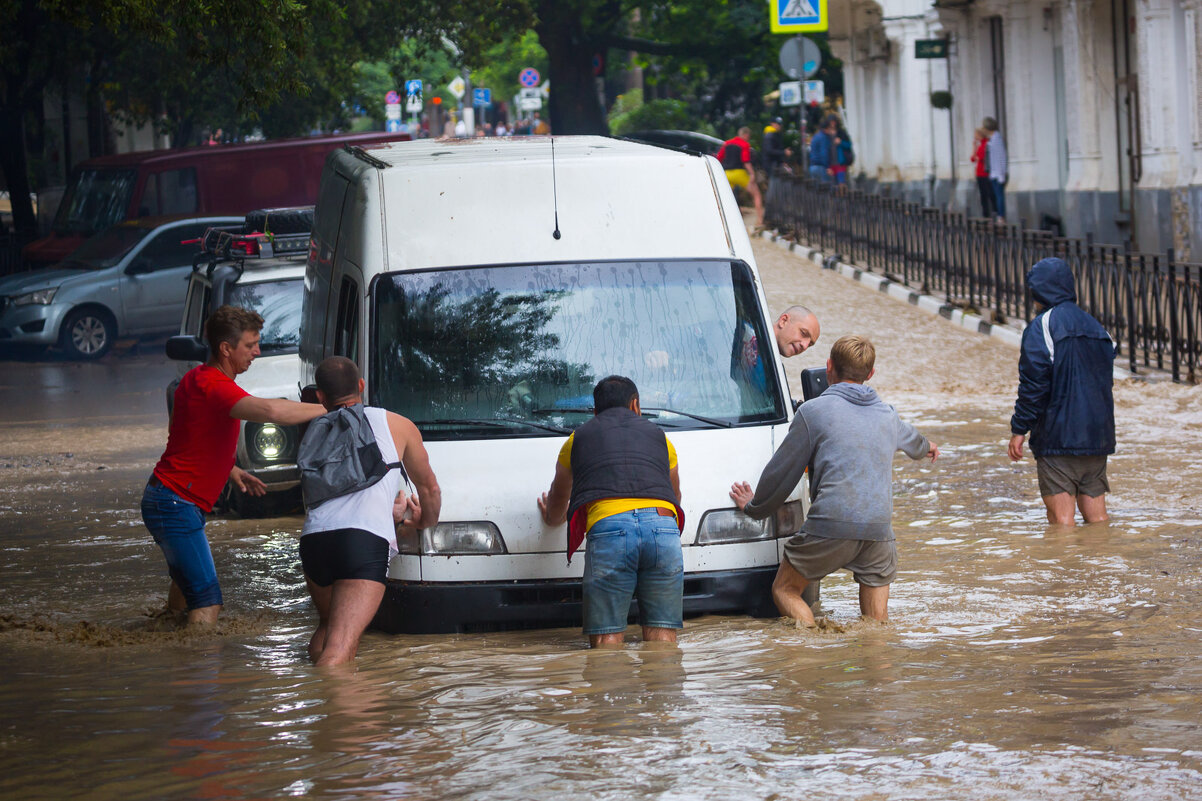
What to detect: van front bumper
<box><xmin>371</xmin><ymin>565</ymin><xmax>783</xmax><ymax>634</ymax></box>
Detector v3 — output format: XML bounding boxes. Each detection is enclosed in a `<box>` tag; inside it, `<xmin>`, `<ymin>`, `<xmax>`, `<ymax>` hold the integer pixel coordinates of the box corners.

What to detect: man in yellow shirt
<box><xmin>537</xmin><ymin>376</ymin><xmax>683</xmax><ymax>647</ymax></box>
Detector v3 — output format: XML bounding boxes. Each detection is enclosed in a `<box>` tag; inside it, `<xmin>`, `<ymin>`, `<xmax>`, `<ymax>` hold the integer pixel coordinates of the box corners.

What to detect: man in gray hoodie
<box><xmin>730</xmin><ymin>335</ymin><xmax>938</xmax><ymax>625</ymax></box>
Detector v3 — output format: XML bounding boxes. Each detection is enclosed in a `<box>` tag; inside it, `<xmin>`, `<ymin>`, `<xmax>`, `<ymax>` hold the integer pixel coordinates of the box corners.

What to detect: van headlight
<box><xmin>397</xmin><ymin>522</ymin><xmax>507</xmax><ymax>555</ymax></box>
<box><xmin>12</xmin><ymin>288</ymin><xmax>58</xmax><ymax>306</ymax></box>
<box><xmin>695</xmin><ymin>500</ymin><xmax>804</xmax><ymax>544</ymax></box>
<box><xmin>245</xmin><ymin>422</ymin><xmax>296</xmax><ymax>464</ymax></box>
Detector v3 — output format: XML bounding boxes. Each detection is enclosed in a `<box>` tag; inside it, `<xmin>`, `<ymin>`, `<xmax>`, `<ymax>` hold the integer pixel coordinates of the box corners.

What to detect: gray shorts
<box><xmin>783</xmin><ymin>534</ymin><xmax>897</xmax><ymax>587</ymax></box>
<box><xmin>1036</xmin><ymin>454</ymin><xmax>1109</xmax><ymax>498</ymax></box>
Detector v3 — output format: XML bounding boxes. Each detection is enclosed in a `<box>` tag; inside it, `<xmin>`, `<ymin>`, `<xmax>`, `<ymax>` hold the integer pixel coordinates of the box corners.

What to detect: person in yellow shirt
<box><xmin>537</xmin><ymin>376</ymin><xmax>683</xmax><ymax>647</ymax></box>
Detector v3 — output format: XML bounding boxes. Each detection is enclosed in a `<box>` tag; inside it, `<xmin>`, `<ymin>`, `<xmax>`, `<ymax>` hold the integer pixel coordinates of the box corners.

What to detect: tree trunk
<box><xmin>0</xmin><ymin>92</ymin><xmax>38</xmax><ymax>243</ymax></box>
<box><xmin>535</xmin><ymin>2</ymin><xmax>608</xmax><ymax>135</ymax></box>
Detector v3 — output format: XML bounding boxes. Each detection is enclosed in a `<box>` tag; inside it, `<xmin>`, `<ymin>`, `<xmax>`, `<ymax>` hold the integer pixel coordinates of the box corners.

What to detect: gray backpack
<box><xmin>297</xmin><ymin>404</ymin><xmax>409</xmax><ymax>509</ymax></box>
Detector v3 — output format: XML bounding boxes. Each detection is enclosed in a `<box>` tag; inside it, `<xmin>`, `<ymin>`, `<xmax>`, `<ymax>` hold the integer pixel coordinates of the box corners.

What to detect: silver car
<box><xmin>0</xmin><ymin>214</ymin><xmax>240</xmax><ymax>359</ymax></box>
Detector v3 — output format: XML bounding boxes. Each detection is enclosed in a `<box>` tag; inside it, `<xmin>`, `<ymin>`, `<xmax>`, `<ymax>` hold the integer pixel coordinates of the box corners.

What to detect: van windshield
<box><xmin>53</xmin><ymin>169</ymin><xmax>138</xmax><ymax>235</ymax></box>
<box><xmin>371</xmin><ymin>260</ymin><xmax>786</xmax><ymax>440</ymax></box>
<box><xmin>228</xmin><ymin>278</ymin><xmax>303</xmax><ymax>353</ymax></box>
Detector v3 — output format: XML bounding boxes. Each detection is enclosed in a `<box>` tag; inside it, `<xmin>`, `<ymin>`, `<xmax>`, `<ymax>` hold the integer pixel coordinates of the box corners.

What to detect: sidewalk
<box><xmin>759</xmin><ymin>229</ymin><xmax>1145</xmax><ymax>381</ymax></box>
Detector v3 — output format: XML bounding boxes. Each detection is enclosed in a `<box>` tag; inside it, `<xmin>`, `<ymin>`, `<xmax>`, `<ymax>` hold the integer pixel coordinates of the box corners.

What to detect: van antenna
<box><xmin>551</xmin><ymin>138</ymin><xmax>562</xmax><ymax>240</ymax></box>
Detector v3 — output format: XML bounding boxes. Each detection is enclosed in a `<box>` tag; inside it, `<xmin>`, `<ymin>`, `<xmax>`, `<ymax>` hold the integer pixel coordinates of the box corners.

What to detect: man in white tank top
<box><xmin>300</xmin><ymin>357</ymin><xmax>441</xmax><ymax>666</ymax></box>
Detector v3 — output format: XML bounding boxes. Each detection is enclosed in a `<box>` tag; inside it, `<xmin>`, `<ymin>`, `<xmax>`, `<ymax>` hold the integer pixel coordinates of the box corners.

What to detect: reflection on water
<box><xmin>2</xmin><ymin>241</ymin><xmax>1201</xmax><ymax>799</ymax></box>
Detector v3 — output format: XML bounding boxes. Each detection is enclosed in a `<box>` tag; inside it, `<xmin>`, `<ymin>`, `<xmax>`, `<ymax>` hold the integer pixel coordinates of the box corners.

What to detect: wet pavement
<box><xmin>1</xmin><ymin>235</ymin><xmax>1200</xmax><ymax>800</ymax></box>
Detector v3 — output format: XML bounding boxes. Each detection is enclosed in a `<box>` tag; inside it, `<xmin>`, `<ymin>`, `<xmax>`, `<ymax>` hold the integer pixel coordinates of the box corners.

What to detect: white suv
<box><xmin>166</xmin><ymin>209</ymin><xmax>309</xmax><ymax>515</ymax></box>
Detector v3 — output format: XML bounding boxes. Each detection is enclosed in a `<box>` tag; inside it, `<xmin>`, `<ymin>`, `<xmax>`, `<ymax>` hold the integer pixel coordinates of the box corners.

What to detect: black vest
<box><xmin>566</xmin><ymin>407</ymin><xmax>678</xmax><ymax>525</ymax></box>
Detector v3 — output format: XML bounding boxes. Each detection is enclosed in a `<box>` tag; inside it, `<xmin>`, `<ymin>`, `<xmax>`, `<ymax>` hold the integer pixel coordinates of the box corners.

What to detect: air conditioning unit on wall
<box><xmin>868</xmin><ymin>26</ymin><xmax>891</xmax><ymax>61</ymax></box>
<box><xmin>853</xmin><ymin>26</ymin><xmax>891</xmax><ymax>62</ymax></box>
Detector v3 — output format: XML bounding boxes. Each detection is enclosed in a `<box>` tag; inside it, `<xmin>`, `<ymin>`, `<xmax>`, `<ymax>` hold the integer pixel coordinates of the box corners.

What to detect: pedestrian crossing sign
<box><xmin>770</xmin><ymin>0</ymin><xmax>828</xmax><ymax>33</ymax></box>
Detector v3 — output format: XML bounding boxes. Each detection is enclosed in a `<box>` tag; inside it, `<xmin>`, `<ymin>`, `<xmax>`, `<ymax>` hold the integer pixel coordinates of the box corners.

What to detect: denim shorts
<box><xmin>141</xmin><ymin>480</ymin><xmax>222</xmax><ymax>609</ymax></box>
<box><xmin>582</xmin><ymin>508</ymin><xmax>684</xmax><ymax>635</ymax></box>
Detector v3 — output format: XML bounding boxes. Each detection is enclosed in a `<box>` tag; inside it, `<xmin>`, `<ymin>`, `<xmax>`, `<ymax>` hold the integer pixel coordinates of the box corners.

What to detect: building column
<box><xmin>1182</xmin><ymin>0</ymin><xmax>1202</xmax><ymax>258</ymax></box>
<box><xmin>1133</xmin><ymin>0</ymin><xmax>1191</xmax><ymax>252</ymax></box>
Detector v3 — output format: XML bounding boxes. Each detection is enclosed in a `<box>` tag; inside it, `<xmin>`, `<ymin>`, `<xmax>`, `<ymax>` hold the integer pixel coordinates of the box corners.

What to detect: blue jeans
<box><xmin>991</xmin><ymin>178</ymin><xmax>1007</xmax><ymax>219</ymax></box>
<box><xmin>808</xmin><ymin>164</ymin><xmax>831</xmax><ymax>182</ymax></box>
<box><xmin>582</xmin><ymin>508</ymin><xmax>684</xmax><ymax>635</ymax></box>
<box><xmin>141</xmin><ymin>481</ymin><xmax>222</xmax><ymax>609</ymax></box>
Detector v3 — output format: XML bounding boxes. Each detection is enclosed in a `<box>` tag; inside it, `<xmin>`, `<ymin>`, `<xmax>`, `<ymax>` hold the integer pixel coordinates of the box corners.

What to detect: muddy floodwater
<box><xmin>2</xmin><ymin>235</ymin><xmax>1201</xmax><ymax>800</ymax></box>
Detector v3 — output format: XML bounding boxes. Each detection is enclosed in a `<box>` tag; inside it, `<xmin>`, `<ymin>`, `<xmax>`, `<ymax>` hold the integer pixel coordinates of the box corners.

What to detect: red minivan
<box><xmin>22</xmin><ymin>130</ymin><xmax>412</xmax><ymax>268</ymax></box>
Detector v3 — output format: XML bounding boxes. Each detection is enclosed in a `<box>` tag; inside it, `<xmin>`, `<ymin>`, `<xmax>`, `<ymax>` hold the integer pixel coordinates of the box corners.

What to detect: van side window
<box><xmin>333</xmin><ymin>276</ymin><xmax>359</xmax><ymax>361</ymax></box>
<box><xmin>141</xmin><ymin>169</ymin><xmax>199</xmax><ymax>217</ymax></box>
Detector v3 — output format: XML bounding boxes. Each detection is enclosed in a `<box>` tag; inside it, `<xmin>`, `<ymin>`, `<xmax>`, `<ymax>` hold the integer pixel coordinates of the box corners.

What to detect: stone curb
<box><xmin>759</xmin><ymin>230</ymin><xmax>1136</xmax><ymax>380</ymax></box>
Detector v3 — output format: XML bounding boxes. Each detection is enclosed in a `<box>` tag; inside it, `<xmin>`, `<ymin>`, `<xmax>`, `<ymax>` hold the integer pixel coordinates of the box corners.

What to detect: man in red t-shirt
<box><xmin>142</xmin><ymin>305</ymin><xmax>326</xmax><ymax>626</ymax></box>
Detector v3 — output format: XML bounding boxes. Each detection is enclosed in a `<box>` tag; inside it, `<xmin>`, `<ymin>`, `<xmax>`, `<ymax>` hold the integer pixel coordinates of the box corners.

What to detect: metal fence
<box><xmin>765</xmin><ymin>176</ymin><xmax>1202</xmax><ymax>384</ymax></box>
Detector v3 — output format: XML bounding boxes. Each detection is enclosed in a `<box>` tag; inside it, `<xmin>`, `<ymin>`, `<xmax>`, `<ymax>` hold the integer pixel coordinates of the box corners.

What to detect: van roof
<box><xmin>344</xmin><ymin>136</ymin><xmax>744</xmax><ymax>271</ymax></box>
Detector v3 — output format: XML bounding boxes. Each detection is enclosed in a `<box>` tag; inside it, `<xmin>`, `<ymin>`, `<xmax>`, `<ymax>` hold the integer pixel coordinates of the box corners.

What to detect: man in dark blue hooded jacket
<box><xmin>1008</xmin><ymin>257</ymin><xmax>1116</xmax><ymax>525</ymax></box>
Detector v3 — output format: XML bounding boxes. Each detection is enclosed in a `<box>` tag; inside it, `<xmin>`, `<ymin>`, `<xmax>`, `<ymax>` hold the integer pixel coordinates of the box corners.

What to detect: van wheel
<box><xmin>60</xmin><ymin>308</ymin><xmax>115</xmax><ymax>360</ymax></box>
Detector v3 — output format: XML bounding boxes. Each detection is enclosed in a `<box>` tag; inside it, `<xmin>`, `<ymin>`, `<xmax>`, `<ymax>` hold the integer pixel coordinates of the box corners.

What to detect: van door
<box><xmin>119</xmin><ymin>222</ymin><xmax>211</xmax><ymax>334</ymax></box>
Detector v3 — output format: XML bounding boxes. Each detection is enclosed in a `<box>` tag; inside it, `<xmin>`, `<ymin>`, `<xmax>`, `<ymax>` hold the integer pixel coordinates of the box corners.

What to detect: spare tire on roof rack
<box><xmin>243</xmin><ymin>206</ymin><xmax>314</xmax><ymax>236</ymax></box>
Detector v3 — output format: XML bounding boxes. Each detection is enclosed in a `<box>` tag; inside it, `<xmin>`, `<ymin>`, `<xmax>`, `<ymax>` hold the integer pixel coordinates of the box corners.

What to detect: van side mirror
<box><xmin>300</xmin><ymin>384</ymin><xmax>320</xmax><ymax>404</ymax></box>
<box><xmin>165</xmin><ymin>335</ymin><xmax>208</xmax><ymax>362</ymax></box>
<box><xmin>799</xmin><ymin>366</ymin><xmax>829</xmax><ymax>402</ymax></box>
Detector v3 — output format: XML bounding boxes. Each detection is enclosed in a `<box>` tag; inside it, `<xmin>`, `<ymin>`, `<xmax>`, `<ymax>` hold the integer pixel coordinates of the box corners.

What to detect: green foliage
<box><xmin>609</xmin><ymin>97</ymin><xmax>694</xmax><ymax>136</ymax></box>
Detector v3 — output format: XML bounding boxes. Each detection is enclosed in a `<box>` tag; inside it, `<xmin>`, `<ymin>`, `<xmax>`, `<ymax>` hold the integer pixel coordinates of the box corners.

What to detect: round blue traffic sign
<box><xmin>519</xmin><ymin>67</ymin><xmax>541</xmax><ymax>88</ymax></box>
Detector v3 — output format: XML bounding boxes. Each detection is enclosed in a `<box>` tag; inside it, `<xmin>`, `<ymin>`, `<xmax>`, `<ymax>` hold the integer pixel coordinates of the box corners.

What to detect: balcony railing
<box><xmin>766</xmin><ymin>176</ymin><xmax>1202</xmax><ymax>384</ymax></box>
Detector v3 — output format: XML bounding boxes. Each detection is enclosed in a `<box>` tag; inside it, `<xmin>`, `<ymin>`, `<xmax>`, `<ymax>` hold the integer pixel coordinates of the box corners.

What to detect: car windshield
<box><xmin>228</xmin><ymin>278</ymin><xmax>303</xmax><ymax>353</ymax></box>
<box><xmin>371</xmin><ymin>259</ymin><xmax>786</xmax><ymax>440</ymax></box>
<box><xmin>60</xmin><ymin>226</ymin><xmax>151</xmax><ymax>270</ymax></box>
<box><xmin>53</xmin><ymin>169</ymin><xmax>138</xmax><ymax>236</ymax></box>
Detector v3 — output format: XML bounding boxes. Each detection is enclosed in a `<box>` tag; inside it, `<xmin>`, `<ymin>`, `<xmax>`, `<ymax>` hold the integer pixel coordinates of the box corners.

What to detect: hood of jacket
<box><xmin>1027</xmin><ymin>257</ymin><xmax>1076</xmax><ymax>307</ymax></box>
<box><xmin>824</xmin><ymin>381</ymin><xmax>879</xmax><ymax>406</ymax></box>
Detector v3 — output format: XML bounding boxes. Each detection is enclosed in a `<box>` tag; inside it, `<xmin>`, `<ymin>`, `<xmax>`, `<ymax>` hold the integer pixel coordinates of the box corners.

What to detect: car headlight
<box><xmin>695</xmin><ymin>500</ymin><xmax>804</xmax><ymax>545</ymax></box>
<box><xmin>12</xmin><ymin>287</ymin><xmax>58</xmax><ymax>306</ymax></box>
<box><xmin>396</xmin><ymin>522</ymin><xmax>507</xmax><ymax>555</ymax></box>
<box><xmin>245</xmin><ymin>422</ymin><xmax>296</xmax><ymax>464</ymax></box>
<box><xmin>697</xmin><ymin>509</ymin><xmax>772</xmax><ymax>544</ymax></box>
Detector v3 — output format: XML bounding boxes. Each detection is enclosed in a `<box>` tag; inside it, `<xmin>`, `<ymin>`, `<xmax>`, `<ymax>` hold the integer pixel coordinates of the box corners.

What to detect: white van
<box><xmin>301</xmin><ymin>137</ymin><xmax>806</xmax><ymax>633</ymax></box>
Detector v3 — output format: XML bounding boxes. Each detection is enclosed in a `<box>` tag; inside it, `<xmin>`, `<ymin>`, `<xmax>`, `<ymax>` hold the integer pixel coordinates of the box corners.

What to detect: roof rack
<box><xmin>198</xmin><ymin>227</ymin><xmax>310</xmax><ymax>260</ymax></box>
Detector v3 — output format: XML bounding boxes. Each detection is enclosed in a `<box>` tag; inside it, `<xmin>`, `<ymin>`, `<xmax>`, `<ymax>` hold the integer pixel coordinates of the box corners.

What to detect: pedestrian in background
<box><xmin>761</xmin><ymin>118</ymin><xmax>792</xmax><ymax>180</ymax></box>
<box><xmin>831</xmin><ymin>124</ymin><xmax>853</xmax><ymax>185</ymax></box>
<box><xmin>537</xmin><ymin>376</ymin><xmax>684</xmax><ymax>648</ymax></box>
<box><xmin>983</xmin><ymin>117</ymin><xmax>1008</xmax><ymax>223</ymax></box>
<box><xmin>717</xmin><ymin>126</ymin><xmax>765</xmax><ymax>228</ymax></box>
<box><xmin>808</xmin><ymin>115</ymin><xmax>838</xmax><ymax>183</ymax></box>
<box><xmin>971</xmin><ymin>127</ymin><xmax>996</xmax><ymax>218</ymax></box>
<box><xmin>1008</xmin><ymin>257</ymin><xmax>1116</xmax><ymax>526</ymax></box>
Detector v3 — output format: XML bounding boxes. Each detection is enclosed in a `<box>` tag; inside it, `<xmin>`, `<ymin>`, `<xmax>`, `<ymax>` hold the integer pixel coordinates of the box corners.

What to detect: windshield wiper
<box><xmin>423</xmin><ymin>418</ymin><xmax>571</xmax><ymax>435</ymax></box>
<box><xmin>640</xmin><ymin>406</ymin><xmax>733</xmax><ymax>428</ymax></box>
<box><xmin>534</xmin><ymin>406</ymin><xmax>733</xmax><ymax>429</ymax></box>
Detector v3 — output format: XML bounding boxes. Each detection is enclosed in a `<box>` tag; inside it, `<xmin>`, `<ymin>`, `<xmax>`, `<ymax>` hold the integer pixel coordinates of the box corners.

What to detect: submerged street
<box><xmin>1</xmin><ymin>234</ymin><xmax>1201</xmax><ymax>800</ymax></box>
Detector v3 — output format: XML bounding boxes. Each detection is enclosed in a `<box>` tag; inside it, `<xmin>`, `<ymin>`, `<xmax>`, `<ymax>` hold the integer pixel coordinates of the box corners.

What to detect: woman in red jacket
<box><xmin>971</xmin><ymin>128</ymin><xmax>996</xmax><ymax>218</ymax></box>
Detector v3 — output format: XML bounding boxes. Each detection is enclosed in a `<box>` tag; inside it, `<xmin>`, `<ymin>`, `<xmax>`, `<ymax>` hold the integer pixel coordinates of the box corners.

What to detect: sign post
<box><xmin>404</xmin><ymin>80</ymin><xmax>423</xmax><ymax>127</ymax></box>
<box><xmin>385</xmin><ymin>89</ymin><xmax>403</xmax><ymax>133</ymax></box>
